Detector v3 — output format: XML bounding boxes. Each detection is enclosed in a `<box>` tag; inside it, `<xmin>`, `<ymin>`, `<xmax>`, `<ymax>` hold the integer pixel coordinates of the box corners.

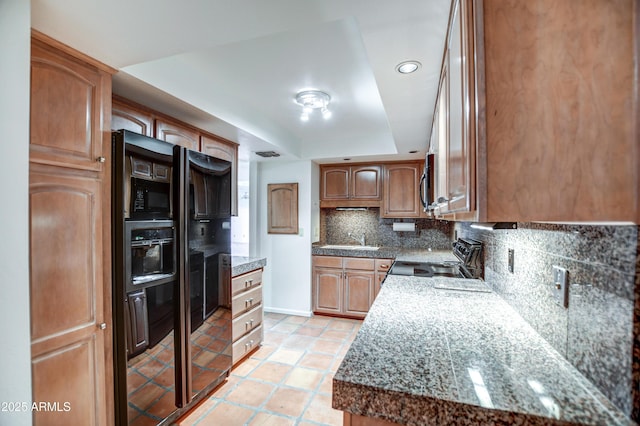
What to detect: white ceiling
<box><xmin>31</xmin><ymin>0</ymin><xmax>451</xmax><ymax>163</ymax></box>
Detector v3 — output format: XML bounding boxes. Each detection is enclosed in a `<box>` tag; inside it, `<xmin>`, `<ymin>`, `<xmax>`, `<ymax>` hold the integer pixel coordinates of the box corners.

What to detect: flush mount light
<box><xmin>295</xmin><ymin>90</ymin><xmax>332</xmax><ymax>121</ymax></box>
<box><xmin>396</xmin><ymin>60</ymin><xmax>421</xmax><ymax>74</ymax></box>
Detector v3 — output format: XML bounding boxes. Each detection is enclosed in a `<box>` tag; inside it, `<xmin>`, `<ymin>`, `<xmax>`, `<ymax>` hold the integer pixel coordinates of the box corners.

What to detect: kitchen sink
<box><xmin>320</xmin><ymin>245</ymin><xmax>380</xmax><ymax>251</ymax></box>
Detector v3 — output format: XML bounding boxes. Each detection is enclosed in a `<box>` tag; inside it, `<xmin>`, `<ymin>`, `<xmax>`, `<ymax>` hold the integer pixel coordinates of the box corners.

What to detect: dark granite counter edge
<box><xmin>231</xmin><ymin>256</ymin><xmax>267</xmax><ymax>277</ymax></box>
<box><xmin>332</xmin><ymin>379</ymin><xmax>578</xmax><ymax>426</ymax></box>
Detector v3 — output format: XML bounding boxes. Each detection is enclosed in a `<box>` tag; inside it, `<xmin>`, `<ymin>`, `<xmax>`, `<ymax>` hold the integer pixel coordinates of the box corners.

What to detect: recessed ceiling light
<box><xmin>396</xmin><ymin>61</ymin><xmax>421</xmax><ymax>74</ymax></box>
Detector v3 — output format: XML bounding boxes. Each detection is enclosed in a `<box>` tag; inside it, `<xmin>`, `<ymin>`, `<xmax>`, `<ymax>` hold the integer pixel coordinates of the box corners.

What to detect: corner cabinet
<box><xmin>231</xmin><ymin>269</ymin><xmax>264</xmax><ymax>365</ymax></box>
<box><xmin>312</xmin><ymin>256</ymin><xmax>392</xmax><ymax>319</ymax></box>
<box><xmin>30</xmin><ymin>30</ymin><xmax>115</xmax><ymax>426</ymax></box>
<box><xmin>429</xmin><ymin>0</ymin><xmax>639</xmax><ymax>223</ymax></box>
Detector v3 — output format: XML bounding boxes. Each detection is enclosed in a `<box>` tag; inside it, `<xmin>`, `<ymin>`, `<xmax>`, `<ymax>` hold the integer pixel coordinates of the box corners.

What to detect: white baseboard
<box><xmin>264</xmin><ymin>306</ymin><xmax>312</xmax><ymax>317</ymax></box>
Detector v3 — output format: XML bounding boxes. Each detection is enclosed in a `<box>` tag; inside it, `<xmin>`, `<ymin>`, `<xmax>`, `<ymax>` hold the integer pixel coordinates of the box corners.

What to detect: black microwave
<box><xmin>130</xmin><ymin>177</ymin><xmax>171</xmax><ymax>220</ymax></box>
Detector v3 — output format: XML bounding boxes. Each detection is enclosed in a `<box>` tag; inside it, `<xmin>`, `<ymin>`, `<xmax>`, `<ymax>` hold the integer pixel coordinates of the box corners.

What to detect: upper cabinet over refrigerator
<box><xmin>112</xmin><ymin>130</ymin><xmax>232</xmax><ymax>426</ymax></box>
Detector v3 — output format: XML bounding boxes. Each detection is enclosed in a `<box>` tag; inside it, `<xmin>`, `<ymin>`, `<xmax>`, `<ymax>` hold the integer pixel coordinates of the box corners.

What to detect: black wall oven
<box><xmin>125</xmin><ymin>220</ymin><xmax>176</xmax><ymax>291</ymax></box>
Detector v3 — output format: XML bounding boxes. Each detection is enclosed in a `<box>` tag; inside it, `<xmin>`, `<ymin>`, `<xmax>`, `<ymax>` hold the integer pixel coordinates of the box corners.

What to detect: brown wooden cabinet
<box><xmin>382</xmin><ymin>162</ymin><xmax>424</xmax><ymax>218</ymax></box>
<box><xmin>231</xmin><ymin>268</ymin><xmax>264</xmax><ymax>365</ymax></box>
<box><xmin>267</xmin><ymin>183</ymin><xmax>299</xmax><ymax>234</ymax></box>
<box><xmin>29</xmin><ymin>30</ymin><xmax>115</xmax><ymax>426</ymax></box>
<box><xmin>111</xmin><ymin>96</ymin><xmax>153</xmax><ymax>136</ymax></box>
<box><xmin>201</xmin><ymin>134</ymin><xmax>239</xmax><ymax>216</ymax></box>
<box><xmin>312</xmin><ymin>256</ymin><xmax>392</xmax><ymax>319</ymax></box>
<box><xmin>430</xmin><ymin>0</ymin><xmax>638</xmax><ymax>223</ymax></box>
<box><xmin>320</xmin><ymin>164</ymin><xmax>382</xmax><ymax>207</ymax></box>
<box><xmin>155</xmin><ymin>118</ymin><xmax>200</xmax><ymax>150</ymax></box>
<box><xmin>374</xmin><ymin>259</ymin><xmax>392</xmax><ymax>297</ymax></box>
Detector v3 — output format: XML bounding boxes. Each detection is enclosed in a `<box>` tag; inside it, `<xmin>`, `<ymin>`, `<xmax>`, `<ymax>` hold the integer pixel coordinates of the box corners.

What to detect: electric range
<box><xmin>389</xmin><ymin>238</ymin><xmax>483</xmax><ymax>279</ymax></box>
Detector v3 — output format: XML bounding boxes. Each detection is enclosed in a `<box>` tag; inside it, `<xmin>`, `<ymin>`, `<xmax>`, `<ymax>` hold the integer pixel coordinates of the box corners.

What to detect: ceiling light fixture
<box><xmin>295</xmin><ymin>90</ymin><xmax>332</xmax><ymax>121</ymax></box>
<box><xmin>396</xmin><ymin>60</ymin><xmax>421</xmax><ymax>74</ymax></box>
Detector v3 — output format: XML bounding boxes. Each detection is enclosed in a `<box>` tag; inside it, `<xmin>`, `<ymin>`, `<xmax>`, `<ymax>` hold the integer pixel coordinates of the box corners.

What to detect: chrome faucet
<box><xmin>348</xmin><ymin>232</ymin><xmax>366</xmax><ymax>246</ymax></box>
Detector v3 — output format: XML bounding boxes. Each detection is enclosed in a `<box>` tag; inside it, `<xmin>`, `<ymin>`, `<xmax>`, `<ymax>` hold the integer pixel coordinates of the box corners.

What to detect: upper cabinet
<box><xmin>382</xmin><ymin>162</ymin><xmax>424</xmax><ymax>218</ymax></box>
<box><xmin>155</xmin><ymin>118</ymin><xmax>199</xmax><ymax>151</ymax></box>
<box><xmin>111</xmin><ymin>96</ymin><xmax>153</xmax><ymax>137</ymax></box>
<box><xmin>320</xmin><ymin>164</ymin><xmax>381</xmax><ymax>207</ymax></box>
<box><xmin>30</xmin><ymin>35</ymin><xmax>112</xmax><ymax>172</ymax></box>
<box><xmin>111</xmin><ymin>97</ymin><xmax>240</xmax><ymax>216</ymax></box>
<box><xmin>430</xmin><ymin>0</ymin><xmax>638</xmax><ymax>223</ymax></box>
<box><xmin>201</xmin><ymin>135</ymin><xmax>238</xmax><ymax>216</ymax></box>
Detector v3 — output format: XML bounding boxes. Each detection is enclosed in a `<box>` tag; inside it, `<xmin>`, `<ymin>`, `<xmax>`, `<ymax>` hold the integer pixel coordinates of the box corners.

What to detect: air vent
<box><xmin>255</xmin><ymin>151</ymin><xmax>281</xmax><ymax>158</ymax></box>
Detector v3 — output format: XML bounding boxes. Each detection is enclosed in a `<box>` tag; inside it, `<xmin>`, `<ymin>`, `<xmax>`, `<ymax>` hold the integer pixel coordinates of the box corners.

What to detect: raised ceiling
<box><xmin>31</xmin><ymin>0</ymin><xmax>451</xmax><ymax>163</ymax></box>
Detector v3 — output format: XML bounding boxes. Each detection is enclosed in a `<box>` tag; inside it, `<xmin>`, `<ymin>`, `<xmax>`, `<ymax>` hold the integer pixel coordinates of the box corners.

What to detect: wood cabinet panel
<box><xmin>30</xmin><ymin>37</ymin><xmax>110</xmax><ymax>172</ymax></box>
<box><xmin>32</xmin><ymin>337</ymin><xmax>105</xmax><ymax>426</ymax></box>
<box><xmin>231</xmin><ymin>269</ymin><xmax>263</xmax><ymax>296</ymax></box>
<box><xmin>232</xmin><ymin>325</ymin><xmax>263</xmax><ymax>365</ymax></box>
<box><xmin>231</xmin><ymin>285</ymin><xmax>262</xmax><ymax>317</ymax></box>
<box><xmin>344</xmin><ymin>271</ymin><xmax>375</xmax><ymax>318</ymax></box>
<box><xmin>313</xmin><ymin>268</ymin><xmax>342</xmax><ymax>315</ymax></box>
<box><xmin>155</xmin><ymin>119</ymin><xmax>199</xmax><ymax>150</ymax></box>
<box><xmin>313</xmin><ymin>256</ymin><xmax>343</xmax><ymax>269</ymax></box>
<box><xmin>111</xmin><ymin>97</ymin><xmax>153</xmax><ymax>136</ymax></box>
<box><xmin>201</xmin><ymin>134</ymin><xmax>239</xmax><ymax>216</ymax></box>
<box><xmin>351</xmin><ymin>165</ymin><xmax>382</xmax><ymax>200</ymax></box>
<box><xmin>481</xmin><ymin>0</ymin><xmax>635</xmax><ymax>222</ymax></box>
<box><xmin>232</xmin><ymin>305</ymin><xmax>263</xmax><ymax>340</ymax></box>
<box><xmin>267</xmin><ymin>183</ymin><xmax>298</xmax><ymax>234</ymax></box>
<box><xmin>343</xmin><ymin>257</ymin><xmax>375</xmax><ymax>271</ymax></box>
<box><xmin>321</xmin><ymin>167</ymin><xmax>350</xmax><ymax>200</ymax></box>
<box><xmin>382</xmin><ymin>163</ymin><xmax>423</xmax><ymax>218</ymax></box>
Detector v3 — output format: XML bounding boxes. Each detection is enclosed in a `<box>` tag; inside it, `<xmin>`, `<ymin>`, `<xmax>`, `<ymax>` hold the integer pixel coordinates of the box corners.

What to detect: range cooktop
<box><xmin>388</xmin><ymin>238</ymin><xmax>483</xmax><ymax>279</ymax></box>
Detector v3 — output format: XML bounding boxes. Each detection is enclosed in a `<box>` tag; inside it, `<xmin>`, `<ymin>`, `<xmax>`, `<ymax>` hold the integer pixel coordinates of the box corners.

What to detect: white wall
<box><xmin>254</xmin><ymin>160</ymin><xmax>319</xmax><ymax>316</ymax></box>
<box><xmin>0</xmin><ymin>0</ymin><xmax>32</xmax><ymax>424</ymax></box>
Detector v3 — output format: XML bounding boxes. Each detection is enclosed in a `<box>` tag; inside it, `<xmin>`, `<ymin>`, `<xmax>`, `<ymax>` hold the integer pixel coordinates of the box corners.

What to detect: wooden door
<box><xmin>267</xmin><ymin>183</ymin><xmax>298</xmax><ymax>234</ymax></box>
<box><xmin>351</xmin><ymin>165</ymin><xmax>381</xmax><ymax>200</ymax></box>
<box><xmin>30</xmin><ymin>168</ymin><xmax>109</xmax><ymax>426</ymax></box>
<box><xmin>313</xmin><ymin>267</ymin><xmax>342</xmax><ymax>315</ymax></box>
<box><xmin>343</xmin><ymin>271</ymin><xmax>375</xmax><ymax>318</ymax></box>
<box><xmin>111</xmin><ymin>97</ymin><xmax>153</xmax><ymax>137</ymax></box>
<box><xmin>446</xmin><ymin>0</ymin><xmax>474</xmax><ymax>214</ymax></box>
<box><xmin>155</xmin><ymin>118</ymin><xmax>199</xmax><ymax>150</ymax></box>
<box><xmin>30</xmin><ymin>37</ymin><xmax>110</xmax><ymax>172</ymax></box>
<box><xmin>201</xmin><ymin>134</ymin><xmax>239</xmax><ymax>216</ymax></box>
<box><xmin>382</xmin><ymin>163</ymin><xmax>423</xmax><ymax>218</ymax></box>
<box><xmin>321</xmin><ymin>166</ymin><xmax>350</xmax><ymax>200</ymax></box>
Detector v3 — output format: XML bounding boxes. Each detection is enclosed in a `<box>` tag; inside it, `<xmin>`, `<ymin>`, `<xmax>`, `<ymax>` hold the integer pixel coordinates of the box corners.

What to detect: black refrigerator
<box><xmin>112</xmin><ymin>130</ymin><xmax>232</xmax><ymax>425</ymax></box>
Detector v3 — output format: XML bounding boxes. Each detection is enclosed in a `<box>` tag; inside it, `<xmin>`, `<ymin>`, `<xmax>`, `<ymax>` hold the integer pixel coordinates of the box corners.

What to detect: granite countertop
<box><xmin>333</xmin><ymin>275</ymin><xmax>632</xmax><ymax>426</ymax></box>
<box><xmin>231</xmin><ymin>256</ymin><xmax>267</xmax><ymax>277</ymax></box>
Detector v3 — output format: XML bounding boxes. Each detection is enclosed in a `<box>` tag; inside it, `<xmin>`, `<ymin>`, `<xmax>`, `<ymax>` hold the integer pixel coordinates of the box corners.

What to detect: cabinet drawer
<box><xmin>375</xmin><ymin>258</ymin><xmax>393</xmax><ymax>272</ymax></box>
<box><xmin>313</xmin><ymin>256</ymin><xmax>343</xmax><ymax>269</ymax></box>
<box><xmin>232</xmin><ymin>269</ymin><xmax>263</xmax><ymax>296</ymax></box>
<box><xmin>232</xmin><ymin>325</ymin><xmax>262</xmax><ymax>365</ymax></box>
<box><xmin>344</xmin><ymin>257</ymin><xmax>375</xmax><ymax>271</ymax></box>
<box><xmin>232</xmin><ymin>305</ymin><xmax>263</xmax><ymax>341</ymax></box>
<box><xmin>231</xmin><ymin>285</ymin><xmax>262</xmax><ymax>317</ymax></box>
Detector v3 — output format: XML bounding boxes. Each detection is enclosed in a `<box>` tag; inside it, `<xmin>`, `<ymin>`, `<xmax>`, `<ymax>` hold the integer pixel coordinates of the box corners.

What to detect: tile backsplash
<box><xmin>455</xmin><ymin>222</ymin><xmax>638</xmax><ymax>418</ymax></box>
<box><xmin>321</xmin><ymin>208</ymin><xmax>453</xmax><ymax>249</ymax></box>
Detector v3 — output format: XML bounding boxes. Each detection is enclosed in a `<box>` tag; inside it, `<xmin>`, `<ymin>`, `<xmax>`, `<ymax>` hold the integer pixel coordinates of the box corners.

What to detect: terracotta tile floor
<box><xmin>177</xmin><ymin>313</ymin><xmax>362</xmax><ymax>426</ymax></box>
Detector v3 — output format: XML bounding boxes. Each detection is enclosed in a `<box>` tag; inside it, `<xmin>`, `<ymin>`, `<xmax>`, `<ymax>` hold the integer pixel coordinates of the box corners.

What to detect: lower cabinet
<box><xmin>313</xmin><ymin>256</ymin><xmax>393</xmax><ymax>319</ymax></box>
<box><xmin>231</xmin><ymin>268</ymin><xmax>264</xmax><ymax>365</ymax></box>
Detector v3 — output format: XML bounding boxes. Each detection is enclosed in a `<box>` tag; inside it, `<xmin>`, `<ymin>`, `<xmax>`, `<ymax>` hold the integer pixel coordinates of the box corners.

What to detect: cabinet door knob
<box><xmin>99</xmin><ymin>323</ymin><xmax>107</xmax><ymax>330</ymax></box>
<box><xmin>97</xmin><ymin>156</ymin><xmax>106</xmax><ymax>163</ymax></box>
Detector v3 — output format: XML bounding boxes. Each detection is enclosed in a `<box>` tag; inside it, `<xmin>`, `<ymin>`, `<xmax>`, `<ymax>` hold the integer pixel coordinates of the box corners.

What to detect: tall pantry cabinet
<box><xmin>29</xmin><ymin>30</ymin><xmax>115</xmax><ymax>425</ymax></box>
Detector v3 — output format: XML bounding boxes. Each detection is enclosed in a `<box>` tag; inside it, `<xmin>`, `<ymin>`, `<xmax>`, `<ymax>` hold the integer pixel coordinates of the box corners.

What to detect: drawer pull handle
<box><xmin>245</xmin><ymin>298</ymin><xmax>254</xmax><ymax>307</ymax></box>
<box><xmin>245</xmin><ymin>318</ymin><xmax>255</xmax><ymax>330</ymax></box>
<box><xmin>244</xmin><ymin>278</ymin><xmax>255</xmax><ymax>288</ymax></box>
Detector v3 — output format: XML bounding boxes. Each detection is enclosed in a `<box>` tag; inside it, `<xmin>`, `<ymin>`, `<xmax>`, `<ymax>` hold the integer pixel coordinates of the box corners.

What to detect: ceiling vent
<box><xmin>255</xmin><ymin>151</ymin><xmax>281</xmax><ymax>158</ymax></box>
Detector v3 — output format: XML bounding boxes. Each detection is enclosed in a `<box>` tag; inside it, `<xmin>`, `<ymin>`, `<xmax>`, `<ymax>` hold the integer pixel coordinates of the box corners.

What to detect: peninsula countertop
<box><xmin>332</xmin><ymin>275</ymin><xmax>632</xmax><ymax>426</ymax></box>
<box><xmin>231</xmin><ymin>256</ymin><xmax>267</xmax><ymax>277</ymax></box>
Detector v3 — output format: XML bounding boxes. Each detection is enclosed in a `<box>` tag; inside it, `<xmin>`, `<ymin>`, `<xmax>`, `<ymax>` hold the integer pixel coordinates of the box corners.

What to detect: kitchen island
<box><xmin>333</xmin><ymin>275</ymin><xmax>632</xmax><ymax>426</ymax></box>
